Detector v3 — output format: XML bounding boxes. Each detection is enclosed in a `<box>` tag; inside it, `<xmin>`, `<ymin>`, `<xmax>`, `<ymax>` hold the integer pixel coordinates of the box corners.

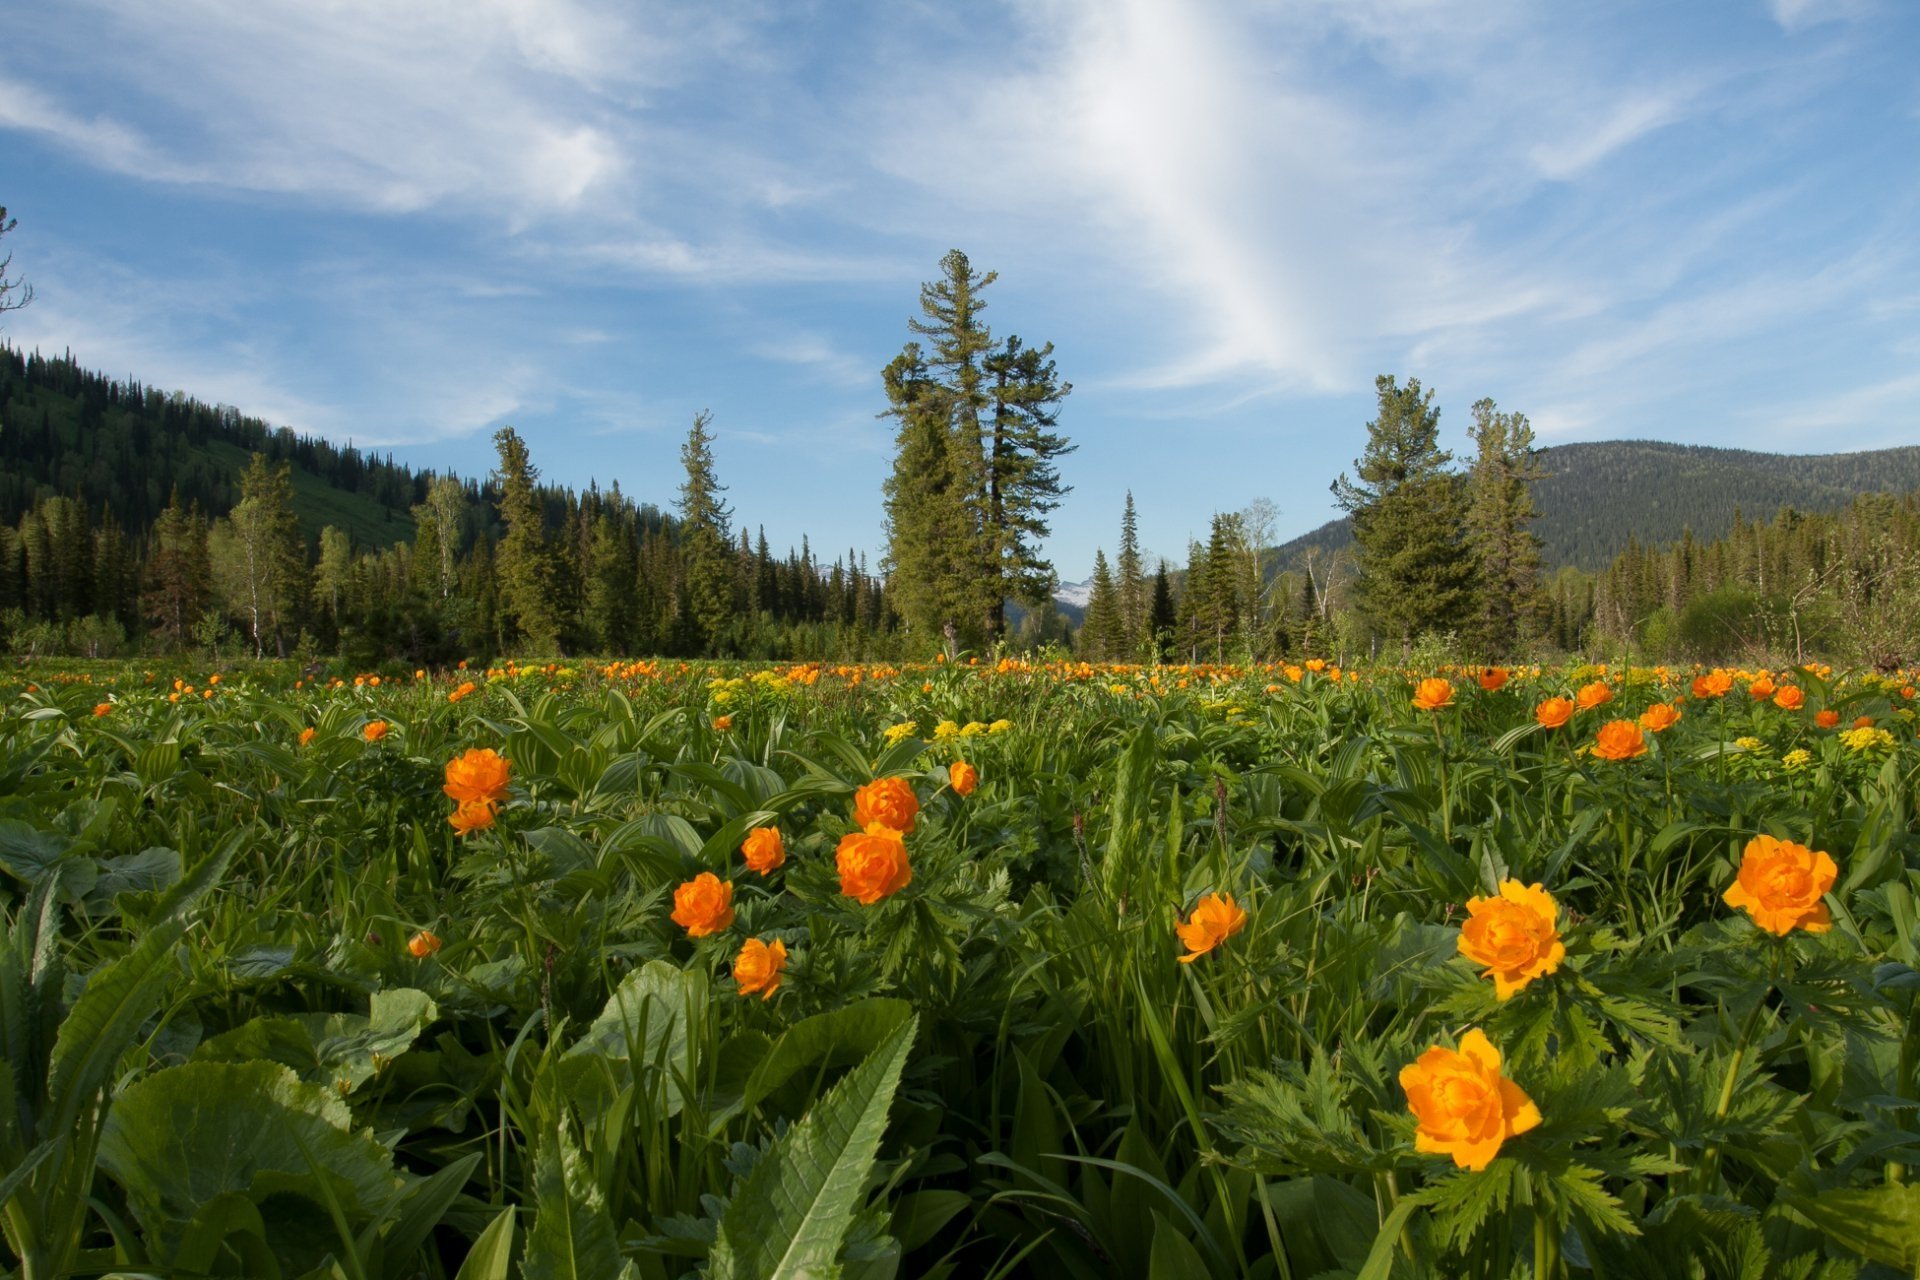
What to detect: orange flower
<box><xmin>732</xmin><ymin>937</ymin><xmax>788</xmax><ymax>1000</ymax></box>
<box><xmin>299</xmin><ymin>726</ymin><xmax>317</xmax><ymax>747</ymax></box>
<box><xmin>1772</xmin><ymin>686</ymin><xmax>1804</xmax><ymax>711</ymax></box>
<box><xmin>1412</xmin><ymin>677</ymin><xmax>1455</xmax><ymax>712</ymax></box>
<box><xmin>407</xmin><ymin>929</ymin><xmax>442</xmax><ymax>958</ymax></box>
<box><xmin>1814</xmin><ymin>709</ymin><xmax>1840</xmax><ymax>729</ymax></box>
<box><xmin>1534</xmin><ymin>696</ymin><xmax>1574</xmax><ymax>729</ymax></box>
<box><xmin>1574</xmin><ymin>681</ymin><xmax>1613</xmax><ymax>711</ymax></box>
<box><xmin>1458</xmin><ymin>882</ymin><xmax>1566</xmax><ymax>999</ymax></box>
<box><xmin>444</xmin><ymin>748</ymin><xmax>511</xmax><ymax>807</ymax></box>
<box><xmin>449</xmin><ymin>799</ymin><xmax>497</xmax><ymax>836</ymax></box>
<box><xmin>852</xmin><ymin>777</ymin><xmax>919</xmax><ymax>833</ymax></box>
<box><xmin>1853</xmin><ymin>715</ymin><xmax>1875</xmax><ymax>729</ymax></box>
<box><xmin>1723</xmin><ymin>834</ymin><xmax>1837</xmax><ymax>935</ymax></box>
<box><xmin>712</xmin><ymin>714</ymin><xmax>733</xmax><ymax>732</ymax></box>
<box><xmin>1638</xmin><ymin>702</ymin><xmax>1682</xmax><ymax>734</ymax></box>
<box><xmin>949</xmin><ymin>760</ymin><xmax>979</xmax><ymax>798</ymax></box>
<box><xmin>670</xmin><ymin>872</ymin><xmax>736</xmax><ymax>937</ymax></box>
<box><xmin>741</xmin><ymin>827</ymin><xmax>786</xmax><ymax>874</ymax></box>
<box><xmin>363</xmin><ymin>721</ymin><xmax>389</xmax><ymax>743</ymax></box>
<box><xmin>1401</xmin><ymin>1029</ymin><xmax>1541</xmax><ymax>1171</ymax></box>
<box><xmin>1477</xmin><ymin>667</ymin><xmax>1510</xmax><ymax>692</ymax></box>
<box><xmin>1592</xmin><ymin>719</ymin><xmax>1647</xmax><ymax>761</ymax></box>
<box><xmin>1748</xmin><ymin>675</ymin><xmax>1776</xmax><ymax>700</ymax></box>
<box><xmin>836</xmin><ymin>823</ymin><xmax>912</xmax><ymax>904</ymax></box>
<box><xmin>92</xmin><ymin>702</ymin><xmax>111</xmax><ymax>717</ymax></box>
<box><xmin>1176</xmin><ymin>892</ymin><xmax>1248</xmax><ymax>963</ymax></box>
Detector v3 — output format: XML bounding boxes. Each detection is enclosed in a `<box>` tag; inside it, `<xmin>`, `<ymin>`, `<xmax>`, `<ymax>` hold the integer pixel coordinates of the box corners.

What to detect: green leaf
<box><xmin>561</xmin><ymin>959</ymin><xmax>706</xmax><ymax>1118</ymax></box>
<box><xmin>362</xmin><ymin>1151</ymin><xmax>478</xmax><ymax>1270</ymax></box>
<box><xmin>708</xmin><ymin>1013</ymin><xmax>919</xmax><ymax>1280</ymax></box>
<box><xmin>82</xmin><ymin>847</ymin><xmax>183</xmax><ymax>914</ymax></box>
<box><xmin>1148</xmin><ymin>1209</ymin><xmax>1213</xmax><ymax>1280</ymax></box>
<box><xmin>1784</xmin><ymin>1183</ymin><xmax>1920</xmax><ymax>1270</ymax></box>
<box><xmin>454</xmin><ymin>1206</ymin><xmax>518</xmax><ymax>1280</ymax></box>
<box><xmin>713</xmin><ymin>998</ymin><xmax>914</xmax><ymax>1132</ymax></box>
<box><xmin>97</xmin><ymin>1060</ymin><xmax>402</xmax><ymax>1252</ymax></box>
<box><xmin>522</xmin><ymin>1118</ymin><xmax>623</xmax><ymax>1280</ymax></box>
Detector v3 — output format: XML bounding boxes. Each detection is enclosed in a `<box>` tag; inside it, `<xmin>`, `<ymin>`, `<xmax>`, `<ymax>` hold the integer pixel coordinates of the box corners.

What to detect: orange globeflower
<box><xmin>712</xmin><ymin>714</ymin><xmax>733</xmax><ymax>732</ymax></box>
<box><xmin>299</xmin><ymin>726</ymin><xmax>317</xmax><ymax>747</ymax></box>
<box><xmin>407</xmin><ymin>929</ymin><xmax>442</xmax><ymax>958</ymax></box>
<box><xmin>852</xmin><ymin>777</ymin><xmax>919</xmax><ymax>833</ymax></box>
<box><xmin>1534</xmin><ymin>697</ymin><xmax>1574</xmax><ymax>729</ymax></box>
<box><xmin>444</xmin><ymin>748</ymin><xmax>511</xmax><ymax>807</ymax></box>
<box><xmin>670</xmin><ymin>872</ymin><xmax>736</xmax><ymax>937</ymax></box>
<box><xmin>1853</xmin><ymin>715</ymin><xmax>1875</xmax><ymax>729</ymax></box>
<box><xmin>1772</xmin><ymin>686</ymin><xmax>1805</xmax><ymax>711</ymax></box>
<box><xmin>1592</xmin><ymin>719</ymin><xmax>1647</xmax><ymax>761</ymax></box>
<box><xmin>93</xmin><ymin>702</ymin><xmax>111</xmax><ymax>717</ymax></box>
<box><xmin>949</xmin><ymin>760</ymin><xmax>979</xmax><ymax>798</ymax></box>
<box><xmin>732</xmin><ymin>937</ymin><xmax>788</xmax><ymax>999</ymax></box>
<box><xmin>1574</xmin><ymin>681</ymin><xmax>1613</xmax><ymax>711</ymax></box>
<box><xmin>836</xmin><ymin>823</ymin><xmax>912</xmax><ymax>904</ymax></box>
<box><xmin>1401</xmin><ymin>1029</ymin><xmax>1541</xmax><ymax>1171</ymax></box>
<box><xmin>1176</xmin><ymin>892</ymin><xmax>1248</xmax><ymax>963</ymax></box>
<box><xmin>1412</xmin><ymin>677</ymin><xmax>1455</xmax><ymax>712</ymax></box>
<box><xmin>1723</xmin><ymin>834</ymin><xmax>1837</xmax><ymax>935</ymax></box>
<box><xmin>741</xmin><ymin>827</ymin><xmax>786</xmax><ymax>875</ymax></box>
<box><xmin>449</xmin><ymin>799</ymin><xmax>497</xmax><ymax>836</ymax></box>
<box><xmin>1814</xmin><ymin>709</ymin><xmax>1840</xmax><ymax>729</ymax></box>
<box><xmin>363</xmin><ymin>720</ymin><xmax>389</xmax><ymax>743</ymax></box>
<box><xmin>1458</xmin><ymin>882</ymin><xmax>1565</xmax><ymax>999</ymax></box>
<box><xmin>1477</xmin><ymin>667</ymin><xmax>1510</xmax><ymax>692</ymax></box>
<box><xmin>1638</xmin><ymin>702</ymin><xmax>1683</xmax><ymax>734</ymax></box>
<box><xmin>1748</xmin><ymin>675</ymin><xmax>1776</xmax><ymax>700</ymax></box>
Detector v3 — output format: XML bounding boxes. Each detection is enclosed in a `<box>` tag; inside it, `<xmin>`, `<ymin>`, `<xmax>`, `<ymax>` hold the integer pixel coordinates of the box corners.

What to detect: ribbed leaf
<box><xmin>454</xmin><ymin>1206</ymin><xmax>517</xmax><ymax>1280</ymax></box>
<box><xmin>522</xmin><ymin>1118</ymin><xmax>623</xmax><ymax>1280</ymax></box>
<box><xmin>709</xmin><ymin>1014</ymin><xmax>918</xmax><ymax>1280</ymax></box>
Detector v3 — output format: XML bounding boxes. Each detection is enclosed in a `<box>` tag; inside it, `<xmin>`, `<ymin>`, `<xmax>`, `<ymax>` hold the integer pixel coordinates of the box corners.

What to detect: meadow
<box><xmin>1</xmin><ymin>654</ymin><xmax>1916</xmax><ymax>1279</ymax></box>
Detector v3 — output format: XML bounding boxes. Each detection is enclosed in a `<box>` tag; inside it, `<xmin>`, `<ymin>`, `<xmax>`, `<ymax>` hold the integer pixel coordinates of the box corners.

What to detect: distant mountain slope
<box><xmin>1272</xmin><ymin>440</ymin><xmax>1920</xmax><ymax>574</ymax></box>
<box><xmin>0</xmin><ymin>345</ymin><xmax>420</xmax><ymax>547</ymax></box>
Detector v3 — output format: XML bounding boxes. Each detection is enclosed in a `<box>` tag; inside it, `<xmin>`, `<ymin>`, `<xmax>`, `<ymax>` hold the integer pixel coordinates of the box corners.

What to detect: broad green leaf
<box><xmin>522</xmin><ymin>1118</ymin><xmax>623</xmax><ymax>1280</ymax></box>
<box><xmin>82</xmin><ymin>846</ymin><xmax>183</xmax><ymax>913</ymax></box>
<box><xmin>713</xmin><ymin>998</ymin><xmax>913</xmax><ymax>1131</ymax></box>
<box><xmin>708</xmin><ymin>1013</ymin><xmax>919</xmax><ymax>1280</ymax></box>
<box><xmin>1148</xmin><ymin>1209</ymin><xmax>1213</xmax><ymax>1280</ymax></box>
<box><xmin>562</xmin><ymin>960</ymin><xmax>706</xmax><ymax>1117</ymax></box>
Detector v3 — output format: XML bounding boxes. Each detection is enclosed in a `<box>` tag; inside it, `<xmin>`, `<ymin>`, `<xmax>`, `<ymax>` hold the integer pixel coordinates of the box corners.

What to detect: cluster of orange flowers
<box><xmin>444</xmin><ymin>748</ymin><xmax>510</xmax><ymax>835</ymax></box>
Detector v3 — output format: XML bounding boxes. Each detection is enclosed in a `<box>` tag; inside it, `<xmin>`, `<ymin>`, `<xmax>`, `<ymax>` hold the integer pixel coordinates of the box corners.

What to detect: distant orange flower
<box><xmin>1574</xmin><ymin>681</ymin><xmax>1613</xmax><ymax>711</ymax></box>
<box><xmin>836</xmin><ymin>823</ymin><xmax>912</xmax><ymax>904</ymax></box>
<box><xmin>1772</xmin><ymin>686</ymin><xmax>1804</xmax><ymax>711</ymax></box>
<box><xmin>1412</xmin><ymin>677</ymin><xmax>1455</xmax><ymax>712</ymax></box>
<box><xmin>444</xmin><ymin>748</ymin><xmax>511</xmax><ymax>807</ymax></box>
<box><xmin>92</xmin><ymin>702</ymin><xmax>111</xmax><ymax>717</ymax></box>
<box><xmin>1853</xmin><ymin>715</ymin><xmax>1875</xmax><ymax>729</ymax></box>
<box><xmin>1176</xmin><ymin>892</ymin><xmax>1248</xmax><ymax>963</ymax></box>
<box><xmin>363</xmin><ymin>721</ymin><xmax>389</xmax><ymax>743</ymax></box>
<box><xmin>1458</xmin><ymin>882</ymin><xmax>1565</xmax><ymax>999</ymax></box>
<box><xmin>1534</xmin><ymin>697</ymin><xmax>1574</xmax><ymax>729</ymax></box>
<box><xmin>449</xmin><ymin>799</ymin><xmax>497</xmax><ymax>836</ymax></box>
<box><xmin>852</xmin><ymin>777</ymin><xmax>919</xmax><ymax>833</ymax></box>
<box><xmin>1723</xmin><ymin>834</ymin><xmax>1837</xmax><ymax>935</ymax></box>
<box><xmin>1814</xmin><ymin>709</ymin><xmax>1840</xmax><ymax>729</ymax></box>
<box><xmin>1638</xmin><ymin>702</ymin><xmax>1683</xmax><ymax>733</ymax></box>
<box><xmin>1401</xmin><ymin>1029</ymin><xmax>1540</xmax><ymax>1171</ymax></box>
<box><xmin>299</xmin><ymin>726</ymin><xmax>317</xmax><ymax>747</ymax></box>
<box><xmin>1477</xmin><ymin>667</ymin><xmax>1510</xmax><ymax>692</ymax></box>
<box><xmin>408</xmin><ymin>929</ymin><xmax>442</xmax><ymax>958</ymax></box>
<box><xmin>948</xmin><ymin>760</ymin><xmax>979</xmax><ymax>797</ymax></box>
<box><xmin>670</xmin><ymin>872</ymin><xmax>736</xmax><ymax>937</ymax></box>
<box><xmin>1748</xmin><ymin>675</ymin><xmax>1776</xmax><ymax>700</ymax></box>
<box><xmin>741</xmin><ymin>827</ymin><xmax>786</xmax><ymax>875</ymax></box>
<box><xmin>712</xmin><ymin>714</ymin><xmax>733</xmax><ymax>732</ymax></box>
<box><xmin>732</xmin><ymin>937</ymin><xmax>788</xmax><ymax>999</ymax></box>
<box><xmin>1592</xmin><ymin>719</ymin><xmax>1646</xmax><ymax>761</ymax></box>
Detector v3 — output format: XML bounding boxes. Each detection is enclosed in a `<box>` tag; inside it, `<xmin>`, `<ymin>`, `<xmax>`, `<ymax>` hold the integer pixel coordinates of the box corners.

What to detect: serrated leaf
<box><xmin>522</xmin><ymin>1118</ymin><xmax>623</xmax><ymax>1280</ymax></box>
<box><xmin>708</xmin><ymin>1014</ymin><xmax>918</xmax><ymax>1280</ymax></box>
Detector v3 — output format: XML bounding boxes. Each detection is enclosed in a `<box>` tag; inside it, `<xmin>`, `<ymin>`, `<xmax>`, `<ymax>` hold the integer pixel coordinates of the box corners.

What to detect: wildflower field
<box><xmin>2</xmin><ymin>656</ymin><xmax>1918</xmax><ymax>1279</ymax></box>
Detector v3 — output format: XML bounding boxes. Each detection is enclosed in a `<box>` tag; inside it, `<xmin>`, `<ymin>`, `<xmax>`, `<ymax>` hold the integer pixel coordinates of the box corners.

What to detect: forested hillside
<box><xmin>1270</xmin><ymin>439</ymin><xmax>1920</xmax><ymax>573</ymax></box>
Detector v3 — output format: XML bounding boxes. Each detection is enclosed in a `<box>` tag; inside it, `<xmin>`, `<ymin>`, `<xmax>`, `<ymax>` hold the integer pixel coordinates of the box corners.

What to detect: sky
<box><xmin>2</xmin><ymin>0</ymin><xmax>1917</xmax><ymax>582</ymax></box>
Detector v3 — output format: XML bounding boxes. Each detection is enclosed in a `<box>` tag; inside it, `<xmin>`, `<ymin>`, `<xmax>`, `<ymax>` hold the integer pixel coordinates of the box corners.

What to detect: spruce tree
<box><xmin>1331</xmin><ymin>375</ymin><xmax>1474</xmax><ymax>653</ymax></box>
<box><xmin>1149</xmin><ymin>562</ymin><xmax>1176</xmax><ymax>660</ymax></box>
<box><xmin>676</xmin><ymin>410</ymin><xmax>735</xmax><ymax>651</ymax></box>
<box><xmin>1464</xmin><ymin>398</ymin><xmax>1546</xmax><ymax>656</ymax></box>
<box><xmin>491</xmin><ymin>427</ymin><xmax>561</xmax><ymax>654</ymax></box>
<box><xmin>1116</xmin><ymin>491</ymin><xmax>1146</xmax><ymax>656</ymax></box>
<box><xmin>882</xmin><ymin>344</ymin><xmax>994</xmax><ymax>646</ymax></box>
<box><xmin>985</xmin><ymin>334</ymin><xmax>1074</xmax><ymax>624</ymax></box>
<box><xmin>1081</xmin><ymin>549</ymin><xmax>1118</xmax><ymax>659</ymax></box>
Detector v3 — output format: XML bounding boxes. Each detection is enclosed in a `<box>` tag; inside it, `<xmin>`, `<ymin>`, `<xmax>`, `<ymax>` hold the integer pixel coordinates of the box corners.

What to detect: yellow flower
<box><xmin>1401</xmin><ymin>1029</ymin><xmax>1540</xmax><ymax>1171</ymax></box>
<box><xmin>1723</xmin><ymin>834</ymin><xmax>1837</xmax><ymax>935</ymax></box>
<box><xmin>882</xmin><ymin>720</ymin><xmax>918</xmax><ymax>746</ymax></box>
<box><xmin>732</xmin><ymin>937</ymin><xmax>788</xmax><ymax>999</ymax></box>
<box><xmin>988</xmin><ymin>719</ymin><xmax>1013</xmax><ymax>734</ymax></box>
<box><xmin>1457</xmin><ymin>882</ymin><xmax>1566</xmax><ymax>999</ymax></box>
<box><xmin>1839</xmin><ymin>726</ymin><xmax>1894</xmax><ymax>752</ymax></box>
<box><xmin>1781</xmin><ymin>748</ymin><xmax>1812</xmax><ymax>772</ymax></box>
<box><xmin>1176</xmin><ymin>892</ymin><xmax>1247</xmax><ymax>963</ymax></box>
<box><xmin>933</xmin><ymin>720</ymin><xmax>961</xmax><ymax>741</ymax></box>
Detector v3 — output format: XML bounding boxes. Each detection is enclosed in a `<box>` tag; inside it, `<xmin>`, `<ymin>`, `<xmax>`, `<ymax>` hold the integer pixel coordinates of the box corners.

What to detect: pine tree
<box><xmin>1464</xmin><ymin>398</ymin><xmax>1546</xmax><ymax>656</ymax></box>
<box><xmin>491</xmin><ymin>427</ymin><xmax>561</xmax><ymax>654</ymax></box>
<box><xmin>1116</xmin><ymin>492</ymin><xmax>1146</xmax><ymax>656</ymax></box>
<box><xmin>882</xmin><ymin>344</ymin><xmax>993</xmax><ymax>646</ymax></box>
<box><xmin>676</xmin><ymin>410</ymin><xmax>734</xmax><ymax>651</ymax></box>
<box><xmin>1331</xmin><ymin>375</ymin><xmax>1474</xmax><ymax>653</ymax></box>
<box><xmin>1081</xmin><ymin>549</ymin><xmax>1119</xmax><ymax>659</ymax></box>
<box><xmin>143</xmin><ymin>493</ymin><xmax>210</xmax><ymax>651</ymax></box>
<box><xmin>985</xmin><ymin>334</ymin><xmax>1074</xmax><ymax>623</ymax></box>
<box><xmin>1148</xmin><ymin>562</ymin><xmax>1176</xmax><ymax>660</ymax></box>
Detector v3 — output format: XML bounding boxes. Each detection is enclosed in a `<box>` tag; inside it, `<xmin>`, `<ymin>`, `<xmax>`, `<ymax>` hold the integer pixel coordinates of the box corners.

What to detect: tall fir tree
<box><xmin>1331</xmin><ymin>375</ymin><xmax>1474</xmax><ymax>653</ymax></box>
<box><xmin>1081</xmin><ymin>549</ymin><xmax>1119</xmax><ymax>659</ymax></box>
<box><xmin>142</xmin><ymin>493</ymin><xmax>210</xmax><ymax>651</ymax></box>
<box><xmin>1464</xmin><ymin>398</ymin><xmax>1546</xmax><ymax>657</ymax></box>
<box><xmin>1148</xmin><ymin>561</ymin><xmax>1176</xmax><ymax>660</ymax></box>
<box><xmin>676</xmin><ymin>410</ymin><xmax>735</xmax><ymax>651</ymax></box>
<box><xmin>491</xmin><ymin>427</ymin><xmax>561</xmax><ymax>654</ymax></box>
<box><xmin>1115</xmin><ymin>491</ymin><xmax>1146</xmax><ymax>656</ymax></box>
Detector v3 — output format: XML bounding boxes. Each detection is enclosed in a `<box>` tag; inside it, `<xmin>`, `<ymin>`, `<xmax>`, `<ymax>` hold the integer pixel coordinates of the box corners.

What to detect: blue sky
<box><xmin>3</xmin><ymin>0</ymin><xmax>1917</xmax><ymax>582</ymax></box>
